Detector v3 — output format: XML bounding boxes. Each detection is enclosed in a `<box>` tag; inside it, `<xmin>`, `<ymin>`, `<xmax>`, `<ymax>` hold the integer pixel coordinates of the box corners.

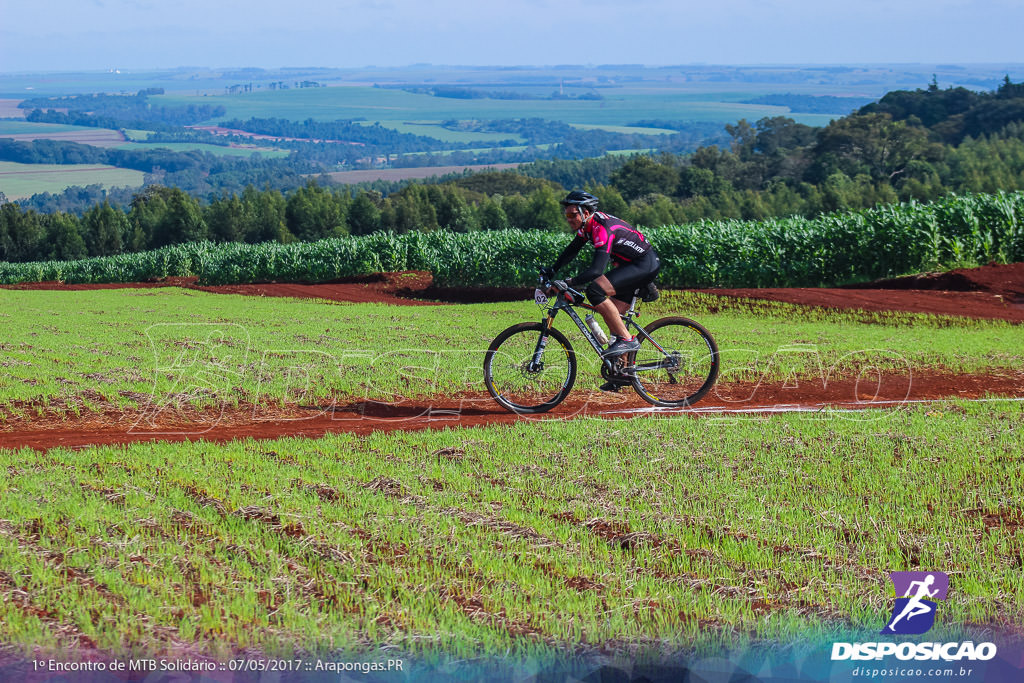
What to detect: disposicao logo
<box><xmin>883</xmin><ymin>571</ymin><xmax>948</xmax><ymax>635</ymax></box>
<box><xmin>831</xmin><ymin>570</ymin><xmax>998</xmax><ymax>662</ymax></box>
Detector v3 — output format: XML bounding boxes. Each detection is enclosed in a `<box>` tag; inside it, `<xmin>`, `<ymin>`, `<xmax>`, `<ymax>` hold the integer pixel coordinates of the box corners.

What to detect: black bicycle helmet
<box><xmin>560</xmin><ymin>190</ymin><xmax>599</xmax><ymax>212</ymax></box>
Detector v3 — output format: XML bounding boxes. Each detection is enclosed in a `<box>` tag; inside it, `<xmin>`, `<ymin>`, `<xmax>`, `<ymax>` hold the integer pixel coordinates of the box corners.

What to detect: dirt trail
<box><xmin>2</xmin><ymin>370</ymin><xmax>1021</xmax><ymax>452</ymax></box>
<box><xmin>5</xmin><ymin>262</ymin><xmax>1022</xmax><ymax>320</ymax></box>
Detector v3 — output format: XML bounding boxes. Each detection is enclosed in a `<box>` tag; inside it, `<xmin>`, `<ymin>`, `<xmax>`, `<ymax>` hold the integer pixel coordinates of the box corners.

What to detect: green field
<box><xmin>122</xmin><ymin>128</ymin><xmax>152</xmax><ymax>141</ymax></box>
<box><xmin>0</xmin><ymin>399</ymin><xmax>1020</xmax><ymax>657</ymax></box>
<box><xmin>0</xmin><ymin>161</ymin><xmax>144</xmax><ymax>200</ymax></box>
<box><xmin>399</xmin><ymin>142</ymin><xmax>555</xmax><ymax>158</ymax></box>
<box><xmin>570</xmin><ymin>123</ymin><xmax>678</xmax><ymax>135</ymax></box>
<box><xmin>0</xmin><ymin>120</ymin><xmax>97</xmax><ymax>136</ymax></box>
<box><xmin>366</xmin><ymin>121</ymin><xmax>527</xmax><ymax>145</ymax></box>
<box><xmin>374</xmin><ymin>121</ymin><xmax>677</xmax><ymax>142</ymax></box>
<box><xmin>0</xmin><ymin>287</ymin><xmax>1020</xmax><ymax>418</ymax></box>
<box><xmin>153</xmin><ymin>86</ymin><xmax>838</xmax><ymax>128</ymax></box>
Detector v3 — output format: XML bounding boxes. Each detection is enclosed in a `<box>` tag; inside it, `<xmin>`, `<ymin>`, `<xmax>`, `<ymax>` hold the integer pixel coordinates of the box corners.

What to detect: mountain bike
<box><xmin>483</xmin><ymin>273</ymin><xmax>719</xmax><ymax>414</ymax></box>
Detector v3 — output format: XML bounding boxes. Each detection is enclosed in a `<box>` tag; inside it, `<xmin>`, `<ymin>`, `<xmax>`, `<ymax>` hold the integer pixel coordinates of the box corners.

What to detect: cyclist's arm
<box><xmin>551</xmin><ymin>234</ymin><xmax>587</xmax><ymax>273</ymax></box>
<box><xmin>569</xmin><ymin>248</ymin><xmax>611</xmax><ymax>287</ymax></box>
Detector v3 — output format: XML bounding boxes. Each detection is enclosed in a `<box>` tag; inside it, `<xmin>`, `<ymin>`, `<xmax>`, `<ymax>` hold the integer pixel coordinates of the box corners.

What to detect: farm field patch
<box><xmin>403</xmin><ymin>142</ymin><xmax>554</xmax><ymax>155</ymax></box>
<box><xmin>0</xmin><ymin>161</ymin><xmax>144</xmax><ymax>199</ymax></box>
<box><xmin>365</xmin><ymin>121</ymin><xmax>526</xmax><ymax>145</ymax></box>
<box><xmin>0</xmin><ymin>121</ymin><xmax>88</xmax><ymax>135</ymax></box>
<box><xmin>0</xmin><ymin>120</ymin><xmax>126</xmax><ymax>147</ymax></box>
<box><xmin>0</xmin><ymin>401</ymin><xmax>1020</xmax><ymax>659</ymax></box>
<box><xmin>0</xmin><ymin>99</ymin><xmax>26</xmax><ymax>118</ymax></box>
<box><xmin>321</xmin><ymin>163</ymin><xmax>521</xmax><ymax>184</ymax></box>
<box><xmin>570</xmin><ymin>123</ymin><xmax>679</xmax><ymax>135</ymax></box>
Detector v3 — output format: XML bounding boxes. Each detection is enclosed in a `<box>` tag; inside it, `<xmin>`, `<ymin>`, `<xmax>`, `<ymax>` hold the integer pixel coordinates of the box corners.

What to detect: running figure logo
<box><xmin>883</xmin><ymin>571</ymin><xmax>949</xmax><ymax>635</ymax></box>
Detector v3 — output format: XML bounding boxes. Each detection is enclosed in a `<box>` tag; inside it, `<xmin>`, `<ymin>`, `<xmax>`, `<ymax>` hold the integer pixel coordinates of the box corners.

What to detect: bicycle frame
<box><xmin>535</xmin><ymin>279</ymin><xmax>666</xmax><ymax>374</ymax></box>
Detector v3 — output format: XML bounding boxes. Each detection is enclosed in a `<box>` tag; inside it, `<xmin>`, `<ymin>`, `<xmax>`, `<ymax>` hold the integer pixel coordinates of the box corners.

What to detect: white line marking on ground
<box><xmin>602</xmin><ymin>397</ymin><xmax>1024</xmax><ymax>416</ymax></box>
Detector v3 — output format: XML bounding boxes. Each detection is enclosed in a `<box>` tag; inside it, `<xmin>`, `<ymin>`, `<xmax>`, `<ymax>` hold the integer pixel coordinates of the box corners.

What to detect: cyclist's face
<box><xmin>564</xmin><ymin>206</ymin><xmax>587</xmax><ymax>230</ymax></box>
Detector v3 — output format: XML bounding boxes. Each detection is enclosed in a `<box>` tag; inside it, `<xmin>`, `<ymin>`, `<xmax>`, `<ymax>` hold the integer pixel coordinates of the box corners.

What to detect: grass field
<box><xmin>399</xmin><ymin>143</ymin><xmax>556</xmax><ymax>159</ymax></box>
<box><xmin>0</xmin><ymin>161</ymin><xmax>144</xmax><ymax>200</ymax></box>
<box><xmin>152</xmin><ymin>86</ymin><xmax>838</xmax><ymax>128</ymax></box>
<box><xmin>0</xmin><ymin>120</ymin><xmax>127</xmax><ymax>149</ymax></box>
<box><xmin>122</xmin><ymin>129</ymin><xmax>152</xmax><ymax>141</ymax></box>
<box><xmin>0</xmin><ymin>121</ymin><xmax>94</xmax><ymax>136</ymax></box>
<box><xmin>0</xmin><ymin>400</ymin><xmax>1020</xmax><ymax>657</ymax></box>
<box><xmin>322</xmin><ymin>164</ymin><xmax>521</xmax><ymax>184</ymax></box>
<box><xmin>373</xmin><ymin>121</ymin><xmax>678</xmax><ymax>141</ymax></box>
<box><xmin>0</xmin><ymin>287</ymin><xmax>1020</xmax><ymax>417</ymax></box>
<box><xmin>365</xmin><ymin>121</ymin><xmax>526</xmax><ymax>145</ymax></box>
<box><xmin>570</xmin><ymin>123</ymin><xmax>679</xmax><ymax>135</ymax></box>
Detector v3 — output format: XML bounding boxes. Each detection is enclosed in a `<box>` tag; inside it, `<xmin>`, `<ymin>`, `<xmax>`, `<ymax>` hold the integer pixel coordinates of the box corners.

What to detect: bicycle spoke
<box><xmin>630</xmin><ymin>318</ymin><xmax>719</xmax><ymax>407</ymax></box>
<box><xmin>484</xmin><ymin>323</ymin><xmax>576</xmax><ymax>413</ymax></box>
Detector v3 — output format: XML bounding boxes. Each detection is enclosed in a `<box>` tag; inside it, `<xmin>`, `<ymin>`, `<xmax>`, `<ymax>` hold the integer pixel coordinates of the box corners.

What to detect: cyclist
<box><xmin>544</xmin><ymin>190</ymin><xmax>660</xmax><ymax>385</ymax></box>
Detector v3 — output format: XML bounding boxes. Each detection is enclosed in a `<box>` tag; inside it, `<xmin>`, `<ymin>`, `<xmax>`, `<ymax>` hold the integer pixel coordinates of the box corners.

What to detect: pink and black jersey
<box><xmin>552</xmin><ymin>212</ymin><xmax>658</xmax><ymax>287</ymax></box>
<box><xmin>576</xmin><ymin>212</ymin><xmax>652</xmax><ymax>265</ymax></box>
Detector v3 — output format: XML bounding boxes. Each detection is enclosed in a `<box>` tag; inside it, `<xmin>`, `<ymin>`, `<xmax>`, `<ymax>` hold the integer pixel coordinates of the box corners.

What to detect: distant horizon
<box><xmin>3</xmin><ymin>61</ymin><xmax>1024</xmax><ymax>77</ymax></box>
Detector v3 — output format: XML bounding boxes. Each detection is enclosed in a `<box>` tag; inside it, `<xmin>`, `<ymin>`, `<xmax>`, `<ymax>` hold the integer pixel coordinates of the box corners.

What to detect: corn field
<box><xmin>1</xmin><ymin>192</ymin><xmax>1021</xmax><ymax>289</ymax></box>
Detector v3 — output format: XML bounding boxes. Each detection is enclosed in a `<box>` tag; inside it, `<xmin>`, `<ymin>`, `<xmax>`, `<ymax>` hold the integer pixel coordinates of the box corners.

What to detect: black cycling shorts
<box><xmin>606</xmin><ymin>251</ymin><xmax>660</xmax><ymax>303</ymax></box>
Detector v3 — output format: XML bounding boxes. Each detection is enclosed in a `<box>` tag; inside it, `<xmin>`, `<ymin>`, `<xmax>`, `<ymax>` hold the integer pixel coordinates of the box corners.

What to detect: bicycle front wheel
<box><xmin>630</xmin><ymin>317</ymin><xmax>719</xmax><ymax>407</ymax></box>
<box><xmin>483</xmin><ymin>322</ymin><xmax>577</xmax><ymax>414</ymax></box>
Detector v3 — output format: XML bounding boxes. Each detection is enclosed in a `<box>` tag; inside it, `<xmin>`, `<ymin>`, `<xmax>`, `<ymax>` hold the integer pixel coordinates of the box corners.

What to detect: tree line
<box><xmin>23</xmin><ymin>90</ymin><xmax>225</xmax><ymax>131</ymax></box>
<box><xmin>0</xmin><ymin>179</ymin><xmax>574</xmax><ymax>263</ymax></box>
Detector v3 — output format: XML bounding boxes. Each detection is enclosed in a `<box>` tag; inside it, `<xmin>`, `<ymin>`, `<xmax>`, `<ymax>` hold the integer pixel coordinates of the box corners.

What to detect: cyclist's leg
<box><xmin>585</xmin><ymin>276</ymin><xmax>630</xmax><ymax>339</ymax></box>
<box><xmin>598</xmin><ymin>260</ymin><xmax>655</xmax><ymax>356</ymax></box>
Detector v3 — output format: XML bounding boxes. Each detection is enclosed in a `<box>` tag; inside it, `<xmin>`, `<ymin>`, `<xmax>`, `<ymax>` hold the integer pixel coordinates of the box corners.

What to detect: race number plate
<box><xmin>534</xmin><ymin>289</ymin><xmax>548</xmax><ymax>306</ymax></box>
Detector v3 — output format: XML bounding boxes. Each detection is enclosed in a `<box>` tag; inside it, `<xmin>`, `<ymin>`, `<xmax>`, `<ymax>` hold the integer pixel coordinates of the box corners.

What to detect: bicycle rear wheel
<box><xmin>629</xmin><ymin>317</ymin><xmax>719</xmax><ymax>407</ymax></box>
<box><xmin>484</xmin><ymin>322</ymin><xmax>577</xmax><ymax>414</ymax></box>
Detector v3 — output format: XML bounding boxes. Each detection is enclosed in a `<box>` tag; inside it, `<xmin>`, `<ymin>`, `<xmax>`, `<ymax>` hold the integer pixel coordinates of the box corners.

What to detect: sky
<box><xmin>1</xmin><ymin>0</ymin><xmax>1023</xmax><ymax>72</ymax></box>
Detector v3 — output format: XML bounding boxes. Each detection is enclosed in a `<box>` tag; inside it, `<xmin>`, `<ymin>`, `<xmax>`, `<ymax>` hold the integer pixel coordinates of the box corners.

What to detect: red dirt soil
<box><xmin>693</xmin><ymin>262</ymin><xmax>1024</xmax><ymax>322</ymax></box>
<box><xmin>2</xmin><ymin>263</ymin><xmax>1022</xmax><ymax>451</ymax></box>
<box><xmin>5</xmin><ymin>262</ymin><xmax>1022</xmax><ymax>319</ymax></box>
<box><xmin>1</xmin><ymin>370</ymin><xmax>1021</xmax><ymax>452</ymax></box>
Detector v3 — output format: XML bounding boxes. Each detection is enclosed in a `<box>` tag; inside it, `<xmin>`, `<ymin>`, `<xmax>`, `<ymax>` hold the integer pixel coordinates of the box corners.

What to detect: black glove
<box><xmin>547</xmin><ymin>279</ymin><xmax>569</xmax><ymax>295</ymax></box>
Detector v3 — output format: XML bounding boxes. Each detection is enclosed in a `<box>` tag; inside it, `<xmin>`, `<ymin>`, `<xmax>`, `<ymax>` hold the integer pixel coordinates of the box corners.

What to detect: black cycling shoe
<box><xmin>641</xmin><ymin>282</ymin><xmax>660</xmax><ymax>302</ymax></box>
<box><xmin>603</xmin><ymin>337</ymin><xmax>640</xmax><ymax>357</ymax></box>
<box><xmin>599</xmin><ymin>381</ymin><xmax>625</xmax><ymax>392</ymax></box>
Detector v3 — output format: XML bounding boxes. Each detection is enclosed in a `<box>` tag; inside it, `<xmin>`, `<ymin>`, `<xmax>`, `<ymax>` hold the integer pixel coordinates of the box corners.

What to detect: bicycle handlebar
<box><xmin>537</xmin><ymin>273</ymin><xmax>581</xmax><ymax>302</ymax></box>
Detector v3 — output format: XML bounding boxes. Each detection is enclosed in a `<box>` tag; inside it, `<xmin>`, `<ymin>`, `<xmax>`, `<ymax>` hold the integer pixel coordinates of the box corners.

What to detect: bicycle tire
<box><xmin>629</xmin><ymin>317</ymin><xmax>719</xmax><ymax>407</ymax></box>
<box><xmin>483</xmin><ymin>322</ymin><xmax>577</xmax><ymax>414</ymax></box>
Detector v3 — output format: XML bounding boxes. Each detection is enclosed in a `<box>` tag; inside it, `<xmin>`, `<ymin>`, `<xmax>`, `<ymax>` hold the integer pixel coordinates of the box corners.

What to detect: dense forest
<box><xmin>1</xmin><ymin>79</ymin><xmax>1023</xmax><ymax>264</ymax></box>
